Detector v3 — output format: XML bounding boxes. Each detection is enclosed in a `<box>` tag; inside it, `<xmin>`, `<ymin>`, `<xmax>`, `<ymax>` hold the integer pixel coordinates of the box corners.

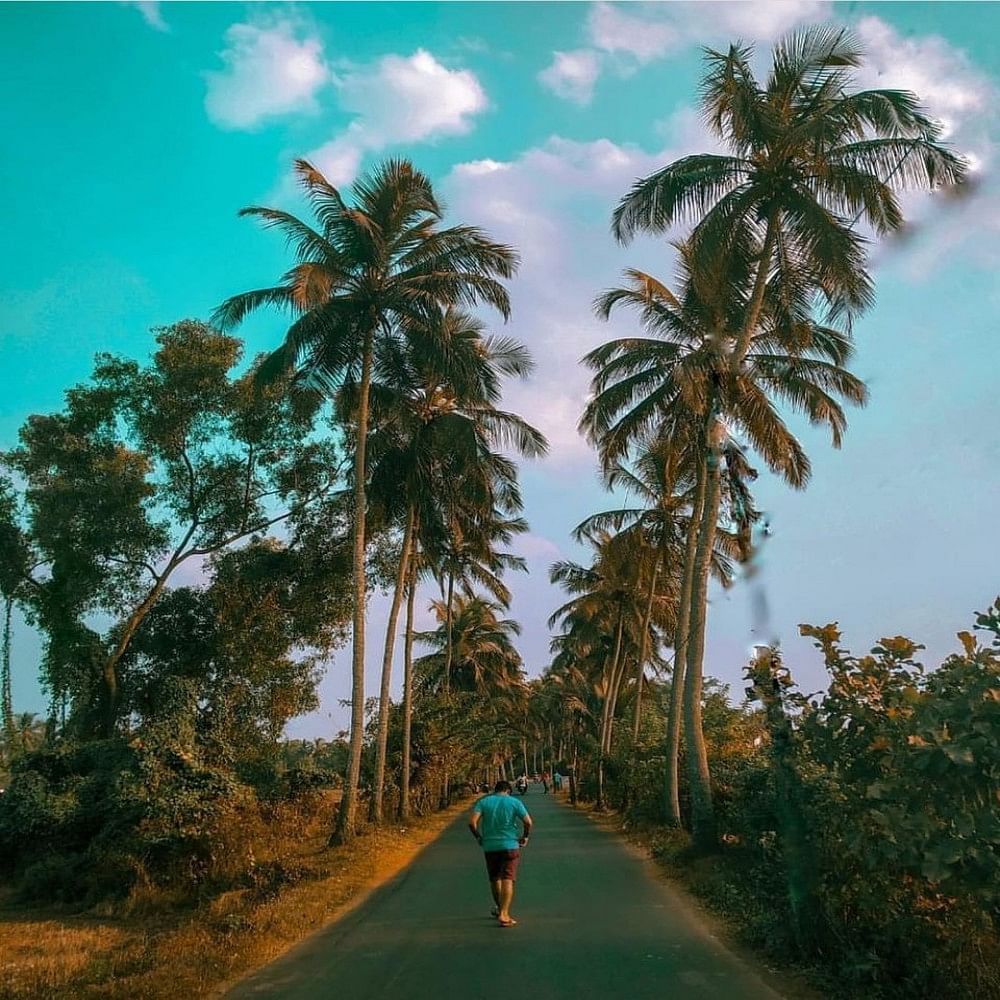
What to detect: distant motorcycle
<box><xmin>515</xmin><ymin>777</ymin><xmax>529</xmax><ymax>796</ymax></box>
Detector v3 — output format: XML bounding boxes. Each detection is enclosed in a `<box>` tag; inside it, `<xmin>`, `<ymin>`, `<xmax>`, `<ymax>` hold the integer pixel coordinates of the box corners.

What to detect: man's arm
<box><xmin>519</xmin><ymin>809</ymin><xmax>533</xmax><ymax>847</ymax></box>
<box><xmin>468</xmin><ymin>807</ymin><xmax>483</xmax><ymax>844</ymax></box>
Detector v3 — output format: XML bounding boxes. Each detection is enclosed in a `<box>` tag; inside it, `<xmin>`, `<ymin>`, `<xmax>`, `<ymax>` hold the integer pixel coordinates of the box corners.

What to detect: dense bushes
<box><xmin>608</xmin><ymin>600</ymin><xmax>1000</xmax><ymax>999</ymax></box>
<box><xmin>0</xmin><ymin>722</ymin><xmax>341</xmax><ymax>904</ymax></box>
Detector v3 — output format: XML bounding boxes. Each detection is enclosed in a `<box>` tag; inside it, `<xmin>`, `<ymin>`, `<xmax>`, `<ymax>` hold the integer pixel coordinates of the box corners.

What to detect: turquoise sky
<box><xmin>2</xmin><ymin>2</ymin><xmax>998</xmax><ymax>737</ymax></box>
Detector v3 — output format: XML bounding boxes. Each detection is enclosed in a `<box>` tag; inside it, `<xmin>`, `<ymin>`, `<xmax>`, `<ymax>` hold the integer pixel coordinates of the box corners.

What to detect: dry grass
<box><xmin>0</xmin><ymin>797</ymin><xmax>467</xmax><ymax>1000</ymax></box>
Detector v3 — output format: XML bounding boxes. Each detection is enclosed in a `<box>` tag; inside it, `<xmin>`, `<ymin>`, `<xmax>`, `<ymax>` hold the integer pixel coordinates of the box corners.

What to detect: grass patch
<box><xmin>0</xmin><ymin>795</ymin><xmax>467</xmax><ymax>1000</ymax></box>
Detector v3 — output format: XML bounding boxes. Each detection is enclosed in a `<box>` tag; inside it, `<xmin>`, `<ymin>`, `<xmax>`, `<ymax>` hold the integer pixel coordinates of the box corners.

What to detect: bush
<box><xmin>0</xmin><ymin>732</ymin><xmax>256</xmax><ymax>902</ymax></box>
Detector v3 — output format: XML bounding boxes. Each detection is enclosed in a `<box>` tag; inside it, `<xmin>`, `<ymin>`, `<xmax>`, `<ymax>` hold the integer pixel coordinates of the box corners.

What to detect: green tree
<box><xmin>605</xmin><ymin>30</ymin><xmax>964</xmax><ymax>846</ymax></box>
<box><xmin>214</xmin><ymin>159</ymin><xmax>517</xmax><ymax>842</ymax></box>
<box><xmin>364</xmin><ymin>308</ymin><xmax>544</xmax><ymax>822</ymax></box>
<box><xmin>0</xmin><ymin>320</ymin><xmax>335</xmax><ymax>737</ymax></box>
<box><xmin>584</xmin><ymin>252</ymin><xmax>866</xmax><ymax>845</ymax></box>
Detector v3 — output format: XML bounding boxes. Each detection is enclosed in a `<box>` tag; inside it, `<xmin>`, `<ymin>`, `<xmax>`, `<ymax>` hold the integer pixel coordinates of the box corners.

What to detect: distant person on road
<box><xmin>541</xmin><ymin>770</ymin><xmax>550</xmax><ymax>794</ymax></box>
<box><xmin>469</xmin><ymin>780</ymin><xmax>533</xmax><ymax>928</ymax></box>
<box><xmin>553</xmin><ymin>771</ymin><xmax>562</xmax><ymax>792</ymax></box>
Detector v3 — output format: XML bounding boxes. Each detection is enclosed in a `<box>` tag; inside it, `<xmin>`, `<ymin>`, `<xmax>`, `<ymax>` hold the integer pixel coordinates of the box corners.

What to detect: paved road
<box><xmin>228</xmin><ymin>789</ymin><xmax>782</xmax><ymax>1000</ymax></box>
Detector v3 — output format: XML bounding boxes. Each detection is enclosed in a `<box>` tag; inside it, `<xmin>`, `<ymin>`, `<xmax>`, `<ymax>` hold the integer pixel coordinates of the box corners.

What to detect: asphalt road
<box><xmin>227</xmin><ymin>788</ymin><xmax>783</xmax><ymax>1000</ymax></box>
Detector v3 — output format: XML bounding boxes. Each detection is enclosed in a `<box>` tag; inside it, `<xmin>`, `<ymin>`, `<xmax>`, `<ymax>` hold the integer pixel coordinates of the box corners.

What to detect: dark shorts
<box><xmin>484</xmin><ymin>849</ymin><xmax>521</xmax><ymax>881</ymax></box>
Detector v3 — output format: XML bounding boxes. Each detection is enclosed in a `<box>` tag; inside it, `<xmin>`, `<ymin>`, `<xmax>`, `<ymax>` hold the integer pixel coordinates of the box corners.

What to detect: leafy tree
<box><xmin>604</xmin><ymin>27</ymin><xmax>964</xmax><ymax>849</ymax></box>
<box><xmin>363</xmin><ymin>308</ymin><xmax>544</xmax><ymax>822</ymax></box>
<box><xmin>124</xmin><ymin>534</ymin><xmax>353</xmax><ymax>763</ymax></box>
<box><xmin>0</xmin><ymin>320</ymin><xmax>336</xmax><ymax>737</ymax></box>
<box><xmin>214</xmin><ymin>159</ymin><xmax>518</xmax><ymax>842</ymax></box>
<box><xmin>583</xmin><ymin>253</ymin><xmax>864</xmax><ymax>843</ymax></box>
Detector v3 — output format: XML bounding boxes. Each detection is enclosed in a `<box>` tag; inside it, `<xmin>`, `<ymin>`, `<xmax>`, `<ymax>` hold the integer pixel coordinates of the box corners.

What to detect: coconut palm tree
<box><xmin>1</xmin><ymin>598</ymin><xmax>13</xmax><ymax>747</ymax></box>
<box><xmin>583</xmin><ymin>253</ymin><xmax>866</xmax><ymax>846</ymax></box>
<box><xmin>612</xmin><ymin>26</ymin><xmax>966</xmax><ymax>373</ymax></box>
<box><xmin>363</xmin><ymin>309</ymin><xmax>545</xmax><ymax>822</ymax></box>
<box><xmin>573</xmin><ymin>436</ymin><xmax>747</xmax><ymax>803</ymax></box>
<box><xmin>214</xmin><ymin>159</ymin><xmax>518</xmax><ymax>842</ymax></box>
<box><xmin>549</xmin><ymin>531</ymin><xmax>658</xmax><ymax>809</ymax></box>
<box><xmin>415</xmin><ymin>594</ymin><xmax>526</xmax><ymax>701</ymax></box>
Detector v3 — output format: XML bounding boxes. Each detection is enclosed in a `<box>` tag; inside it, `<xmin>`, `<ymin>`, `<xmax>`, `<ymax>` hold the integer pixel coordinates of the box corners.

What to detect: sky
<box><xmin>2</xmin><ymin>1</ymin><xmax>999</xmax><ymax>738</ymax></box>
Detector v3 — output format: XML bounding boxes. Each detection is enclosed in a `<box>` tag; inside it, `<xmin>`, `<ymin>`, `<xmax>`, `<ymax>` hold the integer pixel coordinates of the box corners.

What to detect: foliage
<box><xmin>644</xmin><ymin>603</ymin><xmax>1000</xmax><ymax>999</ymax></box>
<box><xmin>0</xmin><ymin>319</ymin><xmax>339</xmax><ymax>736</ymax></box>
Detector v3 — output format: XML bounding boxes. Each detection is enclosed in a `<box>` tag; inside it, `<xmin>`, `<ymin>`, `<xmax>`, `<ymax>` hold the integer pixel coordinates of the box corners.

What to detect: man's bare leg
<box><xmin>490</xmin><ymin>879</ymin><xmax>502</xmax><ymax>914</ymax></box>
<box><xmin>498</xmin><ymin>879</ymin><xmax>515</xmax><ymax>923</ymax></box>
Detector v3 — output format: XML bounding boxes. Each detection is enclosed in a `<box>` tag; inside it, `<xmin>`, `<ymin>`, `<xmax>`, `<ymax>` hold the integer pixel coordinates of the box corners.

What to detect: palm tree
<box><xmin>214</xmin><ymin>159</ymin><xmax>517</xmax><ymax>842</ymax></box>
<box><xmin>583</xmin><ymin>255</ymin><xmax>867</xmax><ymax>846</ymax></box>
<box><xmin>549</xmin><ymin>531</ymin><xmax>657</xmax><ymax>809</ymax></box>
<box><xmin>416</xmin><ymin>594</ymin><xmax>523</xmax><ymax>696</ymax></box>
<box><xmin>363</xmin><ymin>309</ymin><xmax>545</xmax><ymax>822</ymax></box>
<box><xmin>612</xmin><ymin>26</ymin><xmax>966</xmax><ymax>375</ymax></box>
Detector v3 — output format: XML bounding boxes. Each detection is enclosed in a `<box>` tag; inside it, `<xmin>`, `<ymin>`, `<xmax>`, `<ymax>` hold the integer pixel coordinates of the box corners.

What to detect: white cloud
<box><xmin>588</xmin><ymin>3</ymin><xmax>678</xmax><ymax>63</ymax></box>
<box><xmin>543</xmin><ymin>1</ymin><xmax>833</xmax><ymax>104</ymax></box>
<box><xmin>339</xmin><ymin>49</ymin><xmax>487</xmax><ymax>144</ymax></box>
<box><xmin>513</xmin><ymin>533</ymin><xmax>563</xmax><ymax>562</ymax></box>
<box><xmin>856</xmin><ymin>17</ymin><xmax>991</xmax><ymax>130</ymax></box>
<box><xmin>853</xmin><ymin>16</ymin><xmax>999</xmax><ymax>276</ymax></box>
<box><xmin>699</xmin><ymin>0</ymin><xmax>831</xmax><ymax>40</ymax></box>
<box><xmin>445</xmin><ymin>134</ymin><xmax>697</xmax><ymax>468</ymax></box>
<box><xmin>538</xmin><ymin>50</ymin><xmax>602</xmax><ymax>106</ymax></box>
<box><xmin>204</xmin><ymin>19</ymin><xmax>330</xmax><ymax>130</ymax></box>
<box><xmin>122</xmin><ymin>1</ymin><xmax>168</xmax><ymax>32</ymax></box>
<box><xmin>308</xmin><ymin>49</ymin><xmax>488</xmax><ymax>186</ymax></box>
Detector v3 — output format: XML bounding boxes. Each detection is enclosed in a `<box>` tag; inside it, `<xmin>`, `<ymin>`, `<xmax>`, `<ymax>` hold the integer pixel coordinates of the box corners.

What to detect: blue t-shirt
<box><xmin>473</xmin><ymin>793</ymin><xmax>530</xmax><ymax>852</ymax></box>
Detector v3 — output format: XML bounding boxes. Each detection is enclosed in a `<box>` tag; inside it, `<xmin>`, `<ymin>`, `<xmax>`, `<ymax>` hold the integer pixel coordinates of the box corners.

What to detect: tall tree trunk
<box><xmin>334</xmin><ymin>327</ymin><xmax>375</xmax><ymax>845</ymax></box>
<box><xmin>100</xmin><ymin>564</ymin><xmax>180</xmax><ymax>737</ymax></box>
<box><xmin>439</xmin><ymin>568</ymin><xmax>456</xmax><ymax>809</ymax></box>
<box><xmin>399</xmin><ymin>543</ymin><xmax>418</xmax><ymax>821</ymax></box>
<box><xmin>632</xmin><ymin>548</ymin><xmax>663</xmax><ymax>742</ymax></box>
<box><xmin>604</xmin><ymin>648</ymin><xmax>631</xmax><ymax>757</ymax></box>
<box><xmin>372</xmin><ymin>506</ymin><xmax>415</xmax><ymax>824</ymax></box>
<box><xmin>683</xmin><ymin>432</ymin><xmax>723</xmax><ymax>852</ymax></box>
<box><xmin>732</xmin><ymin>210</ymin><xmax>779</xmax><ymax>368</ymax></box>
<box><xmin>569</xmin><ymin>739</ymin><xmax>578</xmax><ymax>805</ymax></box>
<box><xmin>665</xmin><ymin>458</ymin><xmax>706</xmax><ymax>825</ymax></box>
<box><xmin>596</xmin><ymin>609</ymin><xmax>624</xmax><ymax>811</ymax></box>
<box><xmin>2</xmin><ymin>598</ymin><xmax>13</xmax><ymax>748</ymax></box>
<box><xmin>443</xmin><ymin>569</ymin><xmax>455</xmax><ymax>694</ymax></box>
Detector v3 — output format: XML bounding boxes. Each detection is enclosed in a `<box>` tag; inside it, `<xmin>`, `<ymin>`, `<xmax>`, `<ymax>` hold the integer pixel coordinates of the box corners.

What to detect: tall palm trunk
<box><xmin>2</xmin><ymin>598</ymin><xmax>13</xmax><ymax>747</ymax></box>
<box><xmin>596</xmin><ymin>609</ymin><xmax>624</xmax><ymax>811</ymax></box>
<box><xmin>372</xmin><ymin>506</ymin><xmax>416</xmax><ymax>823</ymax></box>
<box><xmin>443</xmin><ymin>569</ymin><xmax>455</xmax><ymax>694</ymax></box>
<box><xmin>683</xmin><ymin>433</ymin><xmax>723</xmax><ymax>851</ymax></box>
<box><xmin>334</xmin><ymin>327</ymin><xmax>375</xmax><ymax>844</ymax></box>
<box><xmin>439</xmin><ymin>567</ymin><xmax>456</xmax><ymax>808</ymax></box>
<box><xmin>632</xmin><ymin>548</ymin><xmax>663</xmax><ymax>742</ymax></box>
<box><xmin>604</xmin><ymin>648</ymin><xmax>631</xmax><ymax>756</ymax></box>
<box><xmin>399</xmin><ymin>542</ymin><xmax>418</xmax><ymax>820</ymax></box>
<box><xmin>732</xmin><ymin>211</ymin><xmax>779</xmax><ymax>368</ymax></box>
<box><xmin>665</xmin><ymin>459</ymin><xmax>706</xmax><ymax>825</ymax></box>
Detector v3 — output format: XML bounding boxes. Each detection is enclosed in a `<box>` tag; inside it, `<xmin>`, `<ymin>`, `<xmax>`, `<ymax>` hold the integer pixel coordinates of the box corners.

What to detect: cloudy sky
<box><xmin>2</xmin><ymin>2</ymin><xmax>998</xmax><ymax>737</ymax></box>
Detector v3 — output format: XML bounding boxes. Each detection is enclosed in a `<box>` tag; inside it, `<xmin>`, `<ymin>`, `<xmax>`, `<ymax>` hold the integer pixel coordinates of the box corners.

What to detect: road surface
<box><xmin>227</xmin><ymin>789</ymin><xmax>783</xmax><ymax>999</ymax></box>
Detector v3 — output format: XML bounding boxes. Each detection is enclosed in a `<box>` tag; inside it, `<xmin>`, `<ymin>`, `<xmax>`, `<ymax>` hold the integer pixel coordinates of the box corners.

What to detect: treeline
<box><xmin>0</xmin><ymin>162</ymin><xmax>546</xmax><ymax>901</ymax></box>
<box><xmin>527</xmin><ymin>27</ymin><xmax>996</xmax><ymax>1000</ymax></box>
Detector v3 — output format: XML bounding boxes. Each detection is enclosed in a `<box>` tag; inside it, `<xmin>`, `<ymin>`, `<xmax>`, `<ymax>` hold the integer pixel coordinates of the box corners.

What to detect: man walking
<box><xmin>469</xmin><ymin>780</ymin><xmax>533</xmax><ymax>927</ymax></box>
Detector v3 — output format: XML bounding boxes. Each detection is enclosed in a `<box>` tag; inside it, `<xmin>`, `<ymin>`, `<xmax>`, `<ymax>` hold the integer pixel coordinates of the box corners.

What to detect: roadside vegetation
<box><xmin>529</xmin><ymin>28</ymin><xmax>997</xmax><ymax>1000</ymax></box>
<box><xmin>1</xmin><ymin>23</ymin><xmax>995</xmax><ymax>1000</ymax></box>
